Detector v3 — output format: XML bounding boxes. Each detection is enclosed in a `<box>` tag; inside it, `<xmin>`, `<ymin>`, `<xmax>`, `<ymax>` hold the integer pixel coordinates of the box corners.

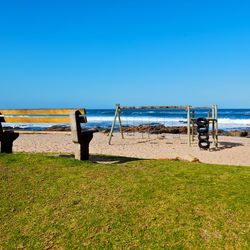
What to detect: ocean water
<box><xmin>86</xmin><ymin>108</ymin><xmax>250</xmax><ymax>131</ymax></box>
<box><xmin>2</xmin><ymin>108</ymin><xmax>250</xmax><ymax>131</ymax></box>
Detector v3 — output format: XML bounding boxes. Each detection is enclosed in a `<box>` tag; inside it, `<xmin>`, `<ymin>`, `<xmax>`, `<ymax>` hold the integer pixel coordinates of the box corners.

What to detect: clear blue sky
<box><xmin>0</xmin><ymin>0</ymin><xmax>250</xmax><ymax>108</ymax></box>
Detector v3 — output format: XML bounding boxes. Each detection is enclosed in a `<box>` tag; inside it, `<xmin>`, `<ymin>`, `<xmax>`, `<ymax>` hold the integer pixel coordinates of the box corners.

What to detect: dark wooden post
<box><xmin>0</xmin><ymin>122</ymin><xmax>3</xmax><ymax>153</ymax></box>
<box><xmin>0</xmin><ymin>132</ymin><xmax>19</xmax><ymax>153</ymax></box>
<box><xmin>70</xmin><ymin>110</ymin><xmax>93</xmax><ymax>160</ymax></box>
<box><xmin>1</xmin><ymin>119</ymin><xmax>19</xmax><ymax>153</ymax></box>
<box><xmin>192</xmin><ymin>111</ymin><xmax>195</xmax><ymax>141</ymax></box>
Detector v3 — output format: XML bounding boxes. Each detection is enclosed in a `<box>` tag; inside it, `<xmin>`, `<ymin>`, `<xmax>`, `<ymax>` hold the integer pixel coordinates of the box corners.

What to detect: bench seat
<box><xmin>0</xmin><ymin>108</ymin><xmax>93</xmax><ymax>160</ymax></box>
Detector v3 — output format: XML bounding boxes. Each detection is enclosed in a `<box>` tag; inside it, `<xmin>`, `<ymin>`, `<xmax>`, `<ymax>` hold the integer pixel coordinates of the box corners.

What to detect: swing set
<box><xmin>108</xmin><ymin>104</ymin><xmax>219</xmax><ymax>148</ymax></box>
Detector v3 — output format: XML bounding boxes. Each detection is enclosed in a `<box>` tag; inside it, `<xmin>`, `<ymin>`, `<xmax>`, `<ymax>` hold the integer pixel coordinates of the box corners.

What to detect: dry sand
<box><xmin>12</xmin><ymin>132</ymin><xmax>250</xmax><ymax>166</ymax></box>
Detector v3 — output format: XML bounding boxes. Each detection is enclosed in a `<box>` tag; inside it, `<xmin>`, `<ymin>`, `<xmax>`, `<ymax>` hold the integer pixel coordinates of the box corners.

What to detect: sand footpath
<box><xmin>12</xmin><ymin>132</ymin><xmax>250</xmax><ymax>166</ymax></box>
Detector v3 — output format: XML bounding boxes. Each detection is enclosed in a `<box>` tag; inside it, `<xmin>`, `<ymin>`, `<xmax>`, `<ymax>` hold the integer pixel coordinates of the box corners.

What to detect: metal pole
<box><xmin>108</xmin><ymin>104</ymin><xmax>119</xmax><ymax>145</ymax></box>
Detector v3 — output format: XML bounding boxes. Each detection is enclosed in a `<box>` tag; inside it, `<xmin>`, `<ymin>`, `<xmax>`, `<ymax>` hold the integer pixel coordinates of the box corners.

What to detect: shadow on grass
<box><xmin>59</xmin><ymin>154</ymin><xmax>143</xmax><ymax>164</ymax></box>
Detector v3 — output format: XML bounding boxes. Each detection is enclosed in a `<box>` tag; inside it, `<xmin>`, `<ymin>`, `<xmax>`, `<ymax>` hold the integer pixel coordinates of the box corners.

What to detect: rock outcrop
<box><xmin>123</xmin><ymin>125</ymin><xmax>188</xmax><ymax>134</ymax></box>
<box><xmin>220</xmin><ymin>130</ymin><xmax>249</xmax><ymax>137</ymax></box>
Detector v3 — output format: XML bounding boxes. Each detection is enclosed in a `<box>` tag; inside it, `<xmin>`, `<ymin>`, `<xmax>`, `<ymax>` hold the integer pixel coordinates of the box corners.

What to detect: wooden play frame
<box><xmin>108</xmin><ymin>104</ymin><xmax>218</xmax><ymax>148</ymax></box>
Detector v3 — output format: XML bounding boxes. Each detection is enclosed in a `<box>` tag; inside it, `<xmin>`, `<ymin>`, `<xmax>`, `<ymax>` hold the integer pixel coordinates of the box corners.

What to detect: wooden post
<box><xmin>0</xmin><ymin>132</ymin><xmax>19</xmax><ymax>153</ymax></box>
<box><xmin>0</xmin><ymin>122</ymin><xmax>3</xmax><ymax>134</ymax></box>
<box><xmin>215</xmin><ymin>105</ymin><xmax>218</xmax><ymax>148</ymax></box>
<box><xmin>187</xmin><ymin>106</ymin><xmax>191</xmax><ymax>146</ymax></box>
<box><xmin>0</xmin><ymin>122</ymin><xmax>3</xmax><ymax>153</ymax></box>
<box><xmin>117</xmin><ymin>107</ymin><xmax>124</xmax><ymax>139</ymax></box>
<box><xmin>212</xmin><ymin>106</ymin><xmax>215</xmax><ymax>146</ymax></box>
<box><xmin>70</xmin><ymin>110</ymin><xmax>93</xmax><ymax>160</ymax></box>
<box><xmin>207</xmin><ymin>110</ymin><xmax>210</xmax><ymax>138</ymax></box>
<box><xmin>0</xmin><ymin>120</ymin><xmax>19</xmax><ymax>153</ymax></box>
<box><xmin>192</xmin><ymin>111</ymin><xmax>195</xmax><ymax>142</ymax></box>
<box><xmin>70</xmin><ymin>110</ymin><xmax>81</xmax><ymax>143</ymax></box>
<box><xmin>108</xmin><ymin>104</ymin><xmax>119</xmax><ymax>145</ymax></box>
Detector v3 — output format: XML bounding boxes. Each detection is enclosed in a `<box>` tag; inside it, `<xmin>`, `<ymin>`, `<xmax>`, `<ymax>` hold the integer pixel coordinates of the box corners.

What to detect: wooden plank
<box><xmin>120</xmin><ymin>106</ymin><xmax>215</xmax><ymax>110</ymax></box>
<box><xmin>189</xmin><ymin>107</ymin><xmax>213</xmax><ymax>110</ymax></box>
<box><xmin>120</xmin><ymin>106</ymin><xmax>187</xmax><ymax>109</ymax></box>
<box><xmin>191</xmin><ymin>118</ymin><xmax>217</xmax><ymax>121</ymax></box>
<box><xmin>0</xmin><ymin>115</ymin><xmax>86</xmax><ymax>124</ymax></box>
<box><xmin>12</xmin><ymin>131</ymin><xmax>71</xmax><ymax>134</ymax></box>
<box><xmin>0</xmin><ymin>116</ymin><xmax>71</xmax><ymax>123</ymax></box>
<box><xmin>0</xmin><ymin>108</ymin><xmax>86</xmax><ymax>115</ymax></box>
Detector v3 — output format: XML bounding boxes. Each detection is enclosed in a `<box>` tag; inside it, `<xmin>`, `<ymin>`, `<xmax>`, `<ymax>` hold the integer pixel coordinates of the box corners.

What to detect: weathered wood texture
<box><xmin>192</xmin><ymin>111</ymin><xmax>195</xmax><ymax>142</ymax></box>
<box><xmin>0</xmin><ymin>132</ymin><xmax>19</xmax><ymax>153</ymax></box>
<box><xmin>0</xmin><ymin>122</ymin><xmax>3</xmax><ymax>134</ymax></box>
<box><xmin>0</xmin><ymin>108</ymin><xmax>92</xmax><ymax>160</ymax></box>
<box><xmin>14</xmin><ymin>131</ymin><xmax>71</xmax><ymax>135</ymax></box>
<box><xmin>0</xmin><ymin>116</ymin><xmax>87</xmax><ymax>124</ymax></box>
<box><xmin>73</xmin><ymin>132</ymin><xmax>93</xmax><ymax>160</ymax></box>
<box><xmin>108</xmin><ymin>104</ymin><xmax>119</xmax><ymax>145</ymax></box>
<box><xmin>0</xmin><ymin>116</ymin><xmax>70</xmax><ymax>124</ymax></box>
<box><xmin>0</xmin><ymin>108</ymin><xmax>87</xmax><ymax>124</ymax></box>
<box><xmin>70</xmin><ymin>110</ymin><xmax>82</xmax><ymax>143</ymax></box>
<box><xmin>215</xmin><ymin>105</ymin><xmax>218</xmax><ymax>147</ymax></box>
<box><xmin>0</xmin><ymin>108</ymin><xmax>86</xmax><ymax>115</ymax></box>
<box><xmin>70</xmin><ymin>110</ymin><xmax>93</xmax><ymax>160</ymax></box>
<box><xmin>120</xmin><ymin>106</ymin><xmax>187</xmax><ymax>109</ymax></box>
<box><xmin>189</xmin><ymin>107</ymin><xmax>214</xmax><ymax>109</ymax></box>
<box><xmin>187</xmin><ymin>106</ymin><xmax>191</xmax><ymax>146</ymax></box>
<box><xmin>120</xmin><ymin>105</ymin><xmax>214</xmax><ymax>110</ymax></box>
<box><xmin>117</xmin><ymin>104</ymin><xmax>218</xmax><ymax>148</ymax></box>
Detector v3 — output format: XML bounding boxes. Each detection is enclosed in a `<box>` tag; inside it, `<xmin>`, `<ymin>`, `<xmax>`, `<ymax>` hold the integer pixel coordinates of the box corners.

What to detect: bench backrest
<box><xmin>0</xmin><ymin>108</ymin><xmax>87</xmax><ymax>134</ymax></box>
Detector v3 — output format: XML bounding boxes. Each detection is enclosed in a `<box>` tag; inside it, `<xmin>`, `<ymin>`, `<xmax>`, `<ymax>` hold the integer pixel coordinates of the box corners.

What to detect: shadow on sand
<box><xmin>210</xmin><ymin>141</ymin><xmax>244</xmax><ymax>151</ymax></box>
<box><xmin>59</xmin><ymin>154</ymin><xmax>143</xmax><ymax>164</ymax></box>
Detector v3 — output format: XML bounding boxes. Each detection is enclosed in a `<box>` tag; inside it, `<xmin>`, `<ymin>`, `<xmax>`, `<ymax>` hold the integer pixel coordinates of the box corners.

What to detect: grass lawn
<box><xmin>0</xmin><ymin>153</ymin><xmax>249</xmax><ymax>248</ymax></box>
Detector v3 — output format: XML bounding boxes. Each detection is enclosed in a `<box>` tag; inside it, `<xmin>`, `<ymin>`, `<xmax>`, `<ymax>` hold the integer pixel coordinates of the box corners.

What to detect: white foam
<box><xmin>88</xmin><ymin>116</ymin><xmax>183</xmax><ymax>123</ymax></box>
<box><xmin>2</xmin><ymin>123</ymin><xmax>68</xmax><ymax>129</ymax></box>
<box><xmin>217</xmin><ymin>118</ymin><xmax>250</xmax><ymax>129</ymax></box>
<box><xmin>2</xmin><ymin>116</ymin><xmax>250</xmax><ymax>130</ymax></box>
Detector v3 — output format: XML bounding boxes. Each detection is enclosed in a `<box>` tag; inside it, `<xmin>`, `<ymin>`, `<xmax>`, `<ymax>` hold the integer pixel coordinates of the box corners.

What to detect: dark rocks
<box><xmin>3</xmin><ymin>123</ymin><xmax>250</xmax><ymax>138</ymax></box>
<box><xmin>123</xmin><ymin>125</ymin><xmax>250</xmax><ymax>137</ymax></box>
<box><xmin>43</xmin><ymin>125</ymin><xmax>71</xmax><ymax>131</ymax></box>
<box><xmin>83</xmin><ymin>128</ymin><xmax>99</xmax><ymax>133</ymax></box>
<box><xmin>44</xmin><ymin>126</ymin><xmax>100</xmax><ymax>133</ymax></box>
<box><xmin>2</xmin><ymin>126</ymin><xmax>21</xmax><ymax>131</ymax></box>
<box><xmin>123</xmin><ymin>125</ymin><xmax>187</xmax><ymax>134</ymax></box>
<box><xmin>219</xmin><ymin>130</ymin><xmax>249</xmax><ymax>137</ymax></box>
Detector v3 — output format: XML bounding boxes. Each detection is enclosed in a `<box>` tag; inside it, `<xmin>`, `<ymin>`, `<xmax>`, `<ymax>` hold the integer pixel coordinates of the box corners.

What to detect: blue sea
<box><xmin>3</xmin><ymin>108</ymin><xmax>250</xmax><ymax>131</ymax></box>
<box><xmin>85</xmin><ymin>108</ymin><xmax>250</xmax><ymax>131</ymax></box>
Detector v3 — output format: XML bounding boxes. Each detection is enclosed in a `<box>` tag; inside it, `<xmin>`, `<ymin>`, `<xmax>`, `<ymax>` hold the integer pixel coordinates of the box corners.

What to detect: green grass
<box><xmin>0</xmin><ymin>153</ymin><xmax>249</xmax><ymax>249</ymax></box>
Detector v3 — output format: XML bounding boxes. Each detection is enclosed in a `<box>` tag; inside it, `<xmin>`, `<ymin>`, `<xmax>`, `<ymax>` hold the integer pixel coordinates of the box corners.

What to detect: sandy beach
<box><xmin>11</xmin><ymin>132</ymin><xmax>250</xmax><ymax>166</ymax></box>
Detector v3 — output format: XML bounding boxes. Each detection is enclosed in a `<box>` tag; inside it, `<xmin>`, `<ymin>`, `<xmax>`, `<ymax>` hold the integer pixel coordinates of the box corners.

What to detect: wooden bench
<box><xmin>0</xmin><ymin>109</ymin><xmax>93</xmax><ymax>160</ymax></box>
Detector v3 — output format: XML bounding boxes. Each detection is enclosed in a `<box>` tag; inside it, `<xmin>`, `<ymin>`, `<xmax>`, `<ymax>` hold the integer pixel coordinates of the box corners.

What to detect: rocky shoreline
<box><xmin>121</xmin><ymin>125</ymin><xmax>250</xmax><ymax>138</ymax></box>
<box><xmin>3</xmin><ymin>124</ymin><xmax>250</xmax><ymax>138</ymax></box>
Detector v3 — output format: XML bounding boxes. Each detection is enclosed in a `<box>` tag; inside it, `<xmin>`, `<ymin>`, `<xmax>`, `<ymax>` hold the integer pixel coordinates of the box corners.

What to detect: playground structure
<box><xmin>108</xmin><ymin>104</ymin><xmax>219</xmax><ymax>148</ymax></box>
